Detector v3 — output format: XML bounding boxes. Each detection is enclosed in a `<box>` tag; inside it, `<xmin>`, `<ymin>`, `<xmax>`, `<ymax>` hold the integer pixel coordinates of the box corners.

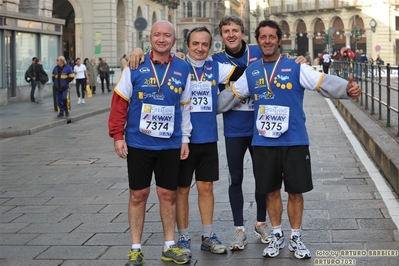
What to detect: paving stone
<box><xmin>358</xmin><ymin>218</ymin><xmax>398</xmax><ymax>229</ymax></box>
<box><xmin>0</xmin><ymin>222</ymin><xmax>28</xmax><ymax>233</ymax></box>
<box><xmin>61</xmin><ymin>260</ymin><xmax>126</xmax><ymax>266</ymax></box>
<box><xmin>0</xmin><ymin>245</ymin><xmax>49</xmax><ymax>259</ymax></box>
<box><xmin>27</xmin><ymin>233</ymin><xmax>94</xmax><ymax>245</ymax></box>
<box><xmin>332</xmin><ymin>230</ymin><xmax>394</xmax><ymax>242</ymax></box>
<box><xmin>329</xmin><ymin>208</ymin><xmax>383</xmax><ymax>219</ymax></box>
<box><xmin>84</xmin><ymin>232</ymin><xmax>134</xmax><ymax>246</ymax></box>
<box><xmin>51</xmin><ymin>204</ymin><xmax>107</xmax><ymax>214</ymax></box>
<box><xmin>72</xmin><ymin>222</ymin><xmax>128</xmax><ymax>233</ymax></box>
<box><xmin>36</xmin><ymin>245</ymin><xmax>107</xmax><ymax>259</ymax></box>
<box><xmin>302</xmin><ymin>218</ymin><xmax>358</xmax><ymax>230</ymax></box>
<box><xmin>2</xmin><ymin>197</ymin><xmax>52</xmax><ymax>206</ymax></box>
<box><xmin>0</xmin><ymin>259</ymin><xmax>63</xmax><ymax>266</ymax></box>
<box><xmin>18</xmin><ymin>222</ymin><xmax>81</xmax><ymax>233</ymax></box>
<box><xmin>7</xmin><ymin>205</ymin><xmax>60</xmax><ymax>214</ymax></box>
<box><xmin>61</xmin><ymin>213</ymin><xmax>120</xmax><ymax>223</ymax></box>
<box><xmin>13</xmin><ymin>213</ymin><xmax>69</xmax><ymax>223</ymax></box>
<box><xmin>0</xmin><ymin>233</ymin><xmax>38</xmax><ymax>245</ymax></box>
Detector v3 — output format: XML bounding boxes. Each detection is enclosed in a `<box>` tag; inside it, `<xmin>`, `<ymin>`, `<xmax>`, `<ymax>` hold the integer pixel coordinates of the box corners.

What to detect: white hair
<box><xmin>57</xmin><ymin>56</ymin><xmax>67</xmax><ymax>64</ymax></box>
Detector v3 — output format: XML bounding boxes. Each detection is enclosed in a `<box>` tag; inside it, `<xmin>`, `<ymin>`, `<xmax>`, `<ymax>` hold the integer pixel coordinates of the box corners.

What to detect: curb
<box><xmin>0</xmin><ymin>107</ymin><xmax>110</xmax><ymax>138</ymax></box>
<box><xmin>332</xmin><ymin>99</ymin><xmax>399</xmax><ymax>196</ymax></box>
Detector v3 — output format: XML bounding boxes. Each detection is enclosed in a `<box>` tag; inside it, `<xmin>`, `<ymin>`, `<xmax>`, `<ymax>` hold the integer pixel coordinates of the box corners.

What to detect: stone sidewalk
<box><xmin>0</xmin><ymin>90</ymin><xmax>398</xmax><ymax>265</ymax></box>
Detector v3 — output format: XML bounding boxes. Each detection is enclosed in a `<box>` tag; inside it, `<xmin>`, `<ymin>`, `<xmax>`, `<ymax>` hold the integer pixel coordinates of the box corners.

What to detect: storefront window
<box><xmin>16</xmin><ymin>32</ymin><xmax>37</xmax><ymax>86</ymax></box>
<box><xmin>41</xmin><ymin>35</ymin><xmax>59</xmax><ymax>82</ymax></box>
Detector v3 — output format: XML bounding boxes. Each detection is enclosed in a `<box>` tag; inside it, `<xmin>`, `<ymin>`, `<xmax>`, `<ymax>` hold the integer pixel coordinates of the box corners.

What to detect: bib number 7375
<box><xmin>256</xmin><ymin>105</ymin><xmax>290</xmax><ymax>138</ymax></box>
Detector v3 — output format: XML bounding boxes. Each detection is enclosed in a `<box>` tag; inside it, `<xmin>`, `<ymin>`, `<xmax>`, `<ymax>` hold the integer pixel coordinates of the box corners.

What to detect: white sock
<box><xmin>131</xmin><ymin>244</ymin><xmax>141</xmax><ymax>250</ymax></box>
<box><xmin>291</xmin><ymin>228</ymin><xmax>301</xmax><ymax>239</ymax></box>
<box><xmin>272</xmin><ymin>225</ymin><xmax>282</xmax><ymax>236</ymax></box>
<box><xmin>236</xmin><ymin>226</ymin><xmax>245</xmax><ymax>232</ymax></box>
<box><xmin>164</xmin><ymin>240</ymin><xmax>175</xmax><ymax>249</ymax></box>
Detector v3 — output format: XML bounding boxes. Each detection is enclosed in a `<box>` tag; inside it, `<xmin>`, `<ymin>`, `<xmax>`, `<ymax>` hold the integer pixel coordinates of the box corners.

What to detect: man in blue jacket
<box><xmin>52</xmin><ymin>56</ymin><xmax>74</xmax><ymax>117</ymax></box>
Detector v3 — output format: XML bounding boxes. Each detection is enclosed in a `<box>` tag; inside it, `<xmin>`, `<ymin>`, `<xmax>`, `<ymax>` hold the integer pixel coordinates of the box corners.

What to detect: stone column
<box><xmin>308</xmin><ymin>34</ymin><xmax>314</xmax><ymax>61</ymax></box>
<box><xmin>345</xmin><ymin>32</ymin><xmax>352</xmax><ymax>48</ymax></box>
<box><xmin>75</xmin><ymin>17</ymin><xmax>82</xmax><ymax>61</ymax></box>
<box><xmin>290</xmin><ymin>34</ymin><xmax>296</xmax><ymax>51</ymax></box>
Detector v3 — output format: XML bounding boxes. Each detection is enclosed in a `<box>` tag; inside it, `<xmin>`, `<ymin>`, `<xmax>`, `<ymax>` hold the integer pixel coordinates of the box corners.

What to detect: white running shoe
<box><xmin>288</xmin><ymin>235</ymin><xmax>311</xmax><ymax>259</ymax></box>
<box><xmin>77</xmin><ymin>97</ymin><xmax>81</xmax><ymax>104</ymax></box>
<box><xmin>262</xmin><ymin>232</ymin><xmax>285</xmax><ymax>258</ymax></box>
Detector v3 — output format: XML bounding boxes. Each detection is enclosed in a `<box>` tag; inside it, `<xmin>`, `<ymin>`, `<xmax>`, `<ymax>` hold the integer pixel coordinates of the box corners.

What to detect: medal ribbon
<box><xmin>191</xmin><ymin>65</ymin><xmax>205</xmax><ymax>81</ymax></box>
<box><xmin>226</xmin><ymin>44</ymin><xmax>250</xmax><ymax>67</ymax></box>
<box><xmin>149</xmin><ymin>60</ymin><xmax>172</xmax><ymax>94</ymax></box>
<box><xmin>262</xmin><ymin>55</ymin><xmax>282</xmax><ymax>96</ymax></box>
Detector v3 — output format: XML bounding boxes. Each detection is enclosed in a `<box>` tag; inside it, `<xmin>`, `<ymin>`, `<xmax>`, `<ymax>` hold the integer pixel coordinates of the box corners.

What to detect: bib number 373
<box><xmin>256</xmin><ymin>105</ymin><xmax>289</xmax><ymax>138</ymax></box>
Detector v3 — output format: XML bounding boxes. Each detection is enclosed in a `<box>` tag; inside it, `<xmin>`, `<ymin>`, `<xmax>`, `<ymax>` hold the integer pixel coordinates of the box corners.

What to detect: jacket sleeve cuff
<box><xmin>182</xmin><ymin>135</ymin><xmax>190</xmax><ymax>144</ymax></box>
<box><xmin>112</xmin><ymin>133</ymin><xmax>124</xmax><ymax>142</ymax></box>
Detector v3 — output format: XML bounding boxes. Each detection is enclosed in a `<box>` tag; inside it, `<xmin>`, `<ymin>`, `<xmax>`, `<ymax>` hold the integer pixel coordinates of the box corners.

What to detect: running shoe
<box><xmin>161</xmin><ymin>244</ymin><xmax>191</xmax><ymax>264</ymax></box>
<box><xmin>229</xmin><ymin>228</ymin><xmax>247</xmax><ymax>251</ymax></box>
<box><xmin>288</xmin><ymin>235</ymin><xmax>311</xmax><ymax>259</ymax></box>
<box><xmin>254</xmin><ymin>222</ymin><xmax>270</xmax><ymax>243</ymax></box>
<box><xmin>201</xmin><ymin>232</ymin><xmax>227</xmax><ymax>254</ymax></box>
<box><xmin>262</xmin><ymin>232</ymin><xmax>285</xmax><ymax>258</ymax></box>
<box><xmin>176</xmin><ymin>234</ymin><xmax>192</xmax><ymax>257</ymax></box>
<box><xmin>125</xmin><ymin>248</ymin><xmax>144</xmax><ymax>266</ymax></box>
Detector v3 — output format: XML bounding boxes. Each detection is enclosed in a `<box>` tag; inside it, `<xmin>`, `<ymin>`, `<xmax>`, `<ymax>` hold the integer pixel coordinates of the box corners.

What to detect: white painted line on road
<box><xmin>0</xmin><ymin>137</ymin><xmax>15</xmax><ymax>143</ymax></box>
<box><xmin>326</xmin><ymin>98</ymin><xmax>399</xmax><ymax>229</ymax></box>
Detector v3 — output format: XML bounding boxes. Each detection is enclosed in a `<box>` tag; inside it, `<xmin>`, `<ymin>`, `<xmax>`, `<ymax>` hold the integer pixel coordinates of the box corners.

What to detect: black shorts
<box><xmin>253</xmin><ymin>145</ymin><xmax>313</xmax><ymax>194</ymax></box>
<box><xmin>178</xmin><ymin>142</ymin><xmax>219</xmax><ymax>187</ymax></box>
<box><xmin>127</xmin><ymin>147</ymin><xmax>180</xmax><ymax>190</ymax></box>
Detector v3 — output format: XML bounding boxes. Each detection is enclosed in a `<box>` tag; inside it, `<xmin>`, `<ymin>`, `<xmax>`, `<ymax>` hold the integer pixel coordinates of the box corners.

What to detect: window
<box><xmin>183</xmin><ymin>2</ymin><xmax>186</xmax><ymax>18</ymax></box>
<box><xmin>16</xmin><ymin>32</ymin><xmax>37</xmax><ymax>86</ymax></box>
<box><xmin>196</xmin><ymin>1</ymin><xmax>201</xmax><ymax>17</ymax></box>
<box><xmin>41</xmin><ymin>34</ymin><xmax>59</xmax><ymax>82</ymax></box>
<box><xmin>396</xmin><ymin>16</ymin><xmax>399</xmax><ymax>31</ymax></box>
<box><xmin>187</xmin><ymin>1</ymin><xmax>192</xmax><ymax>17</ymax></box>
<box><xmin>203</xmin><ymin>2</ymin><xmax>206</xmax><ymax>18</ymax></box>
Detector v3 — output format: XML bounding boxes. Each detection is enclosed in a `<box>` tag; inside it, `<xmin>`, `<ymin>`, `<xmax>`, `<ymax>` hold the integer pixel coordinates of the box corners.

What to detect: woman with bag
<box><xmin>35</xmin><ymin>58</ymin><xmax>49</xmax><ymax>104</ymax></box>
<box><xmin>73</xmin><ymin>58</ymin><xmax>88</xmax><ymax>104</ymax></box>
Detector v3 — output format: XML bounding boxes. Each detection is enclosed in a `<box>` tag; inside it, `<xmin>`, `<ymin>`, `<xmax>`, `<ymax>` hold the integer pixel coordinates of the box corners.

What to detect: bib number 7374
<box><xmin>256</xmin><ymin>105</ymin><xmax>290</xmax><ymax>138</ymax></box>
<box><xmin>139</xmin><ymin>104</ymin><xmax>175</xmax><ymax>138</ymax></box>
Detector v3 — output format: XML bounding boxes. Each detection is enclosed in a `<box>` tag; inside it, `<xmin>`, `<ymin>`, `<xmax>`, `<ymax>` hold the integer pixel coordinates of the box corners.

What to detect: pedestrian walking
<box><xmin>108</xmin><ymin>20</ymin><xmax>192</xmax><ymax>266</ymax></box>
<box><xmin>73</xmin><ymin>58</ymin><xmax>88</xmax><ymax>104</ymax></box>
<box><xmin>52</xmin><ymin>56</ymin><xmax>74</xmax><ymax>117</ymax></box>
<box><xmin>219</xmin><ymin>19</ymin><xmax>361</xmax><ymax>260</ymax></box>
<box><xmin>27</xmin><ymin>57</ymin><xmax>38</xmax><ymax>102</ymax></box>
<box><xmin>86</xmin><ymin>57</ymin><xmax>98</xmax><ymax>94</ymax></box>
<box><xmin>322</xmin><ymin>51</ymin><xmax>332</xmax><ymax>74</ymax></box>
<box><xmin>35</xmin><ymin>58</ymin><xmax>49</xmax><ymax>104</ymax></box>
<box><xmin>98</xmin><ymin>57</ymin><xmax>111</xmax><ymax>93</ymax></box>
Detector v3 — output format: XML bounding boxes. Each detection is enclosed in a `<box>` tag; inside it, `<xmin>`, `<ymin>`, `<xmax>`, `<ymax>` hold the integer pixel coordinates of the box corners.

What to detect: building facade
<box><xmin>265</xmin><ymin>0</ymin><xmax>399</xmax><ymax>65</ymax></box>
<box><xmin>0</xmin><ymin>0</ymin><xmax>179</xmax><ymax>105</ymax></box>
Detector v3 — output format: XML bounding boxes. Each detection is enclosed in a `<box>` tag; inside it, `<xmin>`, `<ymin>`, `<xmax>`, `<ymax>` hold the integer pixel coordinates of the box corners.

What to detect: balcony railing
<box><xmin>152</xmin><ymin>0</ymin><xmax>179</xmax><ymax>9</ymax></box>
<box><xmin>269</xmin><ymin>0</ymin><xmax>362</xmax><ymax>15</ymax></box>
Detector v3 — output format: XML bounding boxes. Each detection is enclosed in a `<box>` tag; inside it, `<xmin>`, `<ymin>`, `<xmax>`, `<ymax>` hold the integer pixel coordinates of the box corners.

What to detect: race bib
<box><xmin>256</xmin><ymin>105</ymin><xmax>290</xmax><ymax>138</ymax></box>
<box><xmin>232</xmin><ymin>96</ymin><xmax>254</xmax><ymax>111</ymax></box>
<box><xmin>139</xmin><ymin>104</ymin><xmax>175</xmax><ymax>138</ymax></box>
<box><xmin>230</xmin><ymin>81</ymin><xmax>253</xmax><ymax>111</ymax></box>
<box><xmin>190</xmin><ymin>81</ymin><xmax>212</xmax><ymax>112</ymax></box>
